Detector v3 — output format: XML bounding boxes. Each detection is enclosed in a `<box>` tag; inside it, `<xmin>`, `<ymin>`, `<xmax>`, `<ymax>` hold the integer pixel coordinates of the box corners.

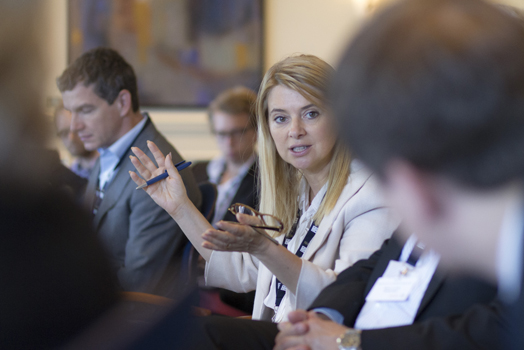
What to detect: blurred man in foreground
<box><xmin>0</xmin><ymin>2</ymin><xmax>118</xmax><ymax>348</ymax></box>
<box><xmin>277</xmin><ymin>0</ymin><xmax>524</xmax><ymax>348</ymax></box>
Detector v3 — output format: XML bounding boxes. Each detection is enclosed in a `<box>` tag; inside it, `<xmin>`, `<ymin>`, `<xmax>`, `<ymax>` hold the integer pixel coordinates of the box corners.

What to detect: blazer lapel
<box><xmin>364</xmin><ymin>234</ymin><xmax>404</xmax><ymax>295</ymax></box>
<box><xmin>361</xmin><ymin>233</ymin><xmax>446</xmax><ymax>304</ymax></box>
<box><xmin>92</xmin><ymin>117</ymin><xmax>154</xmax><ymax>230</ymax></box>
<box><xmin>300</xmin><ymin>214</ymin><xmax>333</xmax><ymax>261</ymax></box>
<box><xmin>93</xmin><ymin>160</ymin><xmax>134</xmax><ymax>229</ymax></box>
<box><xmin>415</xmin><ymin>268</ymin><xmax>446</xmax><ymax>318</ymax></box>
<box><xmin>301</xmin><ymin>171</ymin><xmax>373</xmax><ymax>261</ymax></box>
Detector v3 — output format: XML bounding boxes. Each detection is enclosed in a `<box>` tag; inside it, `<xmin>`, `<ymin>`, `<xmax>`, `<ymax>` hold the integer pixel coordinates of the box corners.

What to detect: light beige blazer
<box><xmin>205</xmin><ymin>161</ymin><xmax>400</xmax><ymax>321</ymax></box>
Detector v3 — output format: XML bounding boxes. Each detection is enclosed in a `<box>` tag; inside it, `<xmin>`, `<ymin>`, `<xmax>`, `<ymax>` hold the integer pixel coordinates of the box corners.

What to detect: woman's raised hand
<box><xmin>129</xmin><ymin>141</ymin><xmax>190</xmax><ymax>216</ymax></box>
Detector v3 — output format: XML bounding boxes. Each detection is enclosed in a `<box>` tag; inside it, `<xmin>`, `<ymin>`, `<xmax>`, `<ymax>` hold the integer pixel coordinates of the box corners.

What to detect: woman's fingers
<box><xmin>164</xmin><ymin>153</ymin><xmax>181</xmax><ymax>180</ymax></box>
<box><xmin>129</xmin><ymin>154</ymin><xmax>152</xmax><ymax>180</ymax></box>
<box><xmin>202</xmin><ymin>226</ymin><xmax>260</xmax><ymax>251</ymax></box>
<box><xmin>129</xmin><ymin>170</ymin><xmax>145</xmax><ymax>187</ymax></box>
<box><xmin>217</xmin><ymin>219</ymin><xmax>270</xmax><ymax>242</ymax></box>
<box><xmin>215</xmin><ymin>220</ymin><xmax>257</xmax><ymax>240</ymax></box>
<box><xmin>201</xmin><ymin>229</ymin><xmax>235</xmax><ymax>251</ymax></box>
<box><xmin>147</xmin><ymin>140</ymin><xmax>167</xmax><ymax>168</ymax></box>
<box><xmin>131</xmin><ymin>146</ymin><xmax>160</xmax><ymax>175</ymax></box>
<box><xmin>236</xmin><ymin>212</ymin><xmax>264</xmax><ymax>226</ymax></box>
<box><xmin>204</xmin><ymin>222</ymin><xmax>273</xmax><ymax>253</ymax></box>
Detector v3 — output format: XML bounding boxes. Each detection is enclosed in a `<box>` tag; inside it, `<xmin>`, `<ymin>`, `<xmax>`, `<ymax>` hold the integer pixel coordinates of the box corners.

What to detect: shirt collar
<box><xmin>207</xmin><ymin>154</ymin><xmax>256</xmax><ymax>184</ymax></box>
<box><xmin>299</xmin><ymin>178</ymin><xmax>329</xmax><ymax>218</ymax></box>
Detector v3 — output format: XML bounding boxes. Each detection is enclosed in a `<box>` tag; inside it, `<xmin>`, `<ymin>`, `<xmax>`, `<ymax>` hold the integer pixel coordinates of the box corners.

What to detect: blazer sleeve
<box><xmin>204</xmin><ymin>251</ymin><xmax>260</xmax><ymax>293</ymax></box>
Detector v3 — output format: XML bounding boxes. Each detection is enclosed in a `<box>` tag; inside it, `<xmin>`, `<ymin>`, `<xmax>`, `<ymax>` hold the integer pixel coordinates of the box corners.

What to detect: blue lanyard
<box><xmin>275</xmin><ymin>210</ymin><xmax>319</xmax><ymax>308</ymax></box>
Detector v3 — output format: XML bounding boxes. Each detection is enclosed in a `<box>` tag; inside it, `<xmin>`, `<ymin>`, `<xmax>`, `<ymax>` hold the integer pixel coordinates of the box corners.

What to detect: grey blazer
<box><xmin>85</xmin><ymin>116</ymin><xmax>202</xmax><ymax>296</ymax></box>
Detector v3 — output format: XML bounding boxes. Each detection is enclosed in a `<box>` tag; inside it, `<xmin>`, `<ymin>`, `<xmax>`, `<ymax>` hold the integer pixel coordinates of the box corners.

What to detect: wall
<box><xmin>43</xmin><ymin>0</ymin><xmax>360</xmax><ymax>161</ymax></box>
<box><xmin>43</xmin><ymin>0</ymin><xmax>524</xmax><ymax>161</ymax></box>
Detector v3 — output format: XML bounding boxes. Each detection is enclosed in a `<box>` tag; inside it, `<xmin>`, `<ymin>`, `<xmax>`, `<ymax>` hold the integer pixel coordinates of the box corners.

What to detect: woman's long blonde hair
<box><xmin>256</xmin><ymin>55</ymin><xmax>352</xmax><ymax>235</ymax></box>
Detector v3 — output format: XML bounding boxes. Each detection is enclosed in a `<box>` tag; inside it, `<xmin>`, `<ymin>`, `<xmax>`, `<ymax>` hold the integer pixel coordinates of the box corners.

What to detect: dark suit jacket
<box><xmin>310</xmin><ymin>232</ymin><xmax>506</xmax><ymax>349</ymax></box>
<box><xmin>85</xmin><ymin>116</ymin><xmax>202</xmax><ymax>296</ymax></box>
<box><xmin>192</xmin><ymin>159</ymin><xmax>259</xmax><ymax>222</ymax></box>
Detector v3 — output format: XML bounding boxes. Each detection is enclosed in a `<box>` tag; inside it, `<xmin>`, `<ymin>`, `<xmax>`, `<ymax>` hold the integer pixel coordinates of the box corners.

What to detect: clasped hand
<box><xmin>274</xmin><ymin>310</ymin><xmax>349</xmax><ymax>350</ymax></box>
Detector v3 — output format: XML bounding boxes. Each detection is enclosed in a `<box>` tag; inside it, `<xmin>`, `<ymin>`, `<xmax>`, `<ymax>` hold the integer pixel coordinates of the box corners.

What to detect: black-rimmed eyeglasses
<box><xmin>213</xmin><ymin>127</ymin><xmax>254</xmax><ymax>140</ymax></box>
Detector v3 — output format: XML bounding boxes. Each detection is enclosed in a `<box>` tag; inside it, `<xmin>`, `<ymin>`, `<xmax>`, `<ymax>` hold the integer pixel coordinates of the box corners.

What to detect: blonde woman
<box><xmin>129</xmin><ymin>55</ymin><xmax>399</xmax><ymax>322</ymax></box>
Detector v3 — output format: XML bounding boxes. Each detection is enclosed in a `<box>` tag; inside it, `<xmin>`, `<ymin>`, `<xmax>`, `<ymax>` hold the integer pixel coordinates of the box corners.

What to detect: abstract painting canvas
<box><xmin>68</xmin><ymin>0</ymin><xmax>264</xmax><ymax>107</ymax></box>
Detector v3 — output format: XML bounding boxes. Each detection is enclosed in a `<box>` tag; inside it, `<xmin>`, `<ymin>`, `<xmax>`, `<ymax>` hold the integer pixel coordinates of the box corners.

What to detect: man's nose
<box><xmin>70</xmin><ymin>113</ymin><xmax>82</xmax><ymax>131</ymax></box>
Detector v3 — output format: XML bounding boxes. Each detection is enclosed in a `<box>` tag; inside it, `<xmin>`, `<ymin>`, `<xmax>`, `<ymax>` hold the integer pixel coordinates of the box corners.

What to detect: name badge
<box><xmin>365</xmin><ymin>261</ymin><xmax>417</xmax><ymax>302</ymax></box>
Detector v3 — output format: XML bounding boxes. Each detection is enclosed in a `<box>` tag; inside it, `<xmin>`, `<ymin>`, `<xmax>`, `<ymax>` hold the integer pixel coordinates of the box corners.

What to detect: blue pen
<box><xmin>136</xmin><ymin>160</ymin><xmax>192</xmax><ymax>190</ymax></box>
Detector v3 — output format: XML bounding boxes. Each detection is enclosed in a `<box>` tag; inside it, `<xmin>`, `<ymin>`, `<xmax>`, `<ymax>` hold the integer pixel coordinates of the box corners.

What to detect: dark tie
<box><xmin>92</xmin><ymin>181</ymin><xmax>108</xmax><ymax>216</ymax></box>
<box><xmin>406</xmin><ymin>243</ymin><xmax>425</xmax><ymax>266</ymax></box>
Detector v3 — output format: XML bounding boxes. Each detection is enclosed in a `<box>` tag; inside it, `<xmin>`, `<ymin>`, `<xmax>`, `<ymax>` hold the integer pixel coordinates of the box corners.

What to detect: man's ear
<box><xmin>382</xmin><ymin>159</ymin><xmax>444</xmax><ymax>234</ymax></box>
<box><xmin>115</xmin><ymin>89</ymin><xmax>132</xmax><ymax>117</ymax></box>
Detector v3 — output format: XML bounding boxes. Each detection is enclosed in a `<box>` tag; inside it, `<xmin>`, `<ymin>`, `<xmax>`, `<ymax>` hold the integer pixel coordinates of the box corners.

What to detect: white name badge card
<box><xmin>365</xmin><ymin>261</ymin><xmax>418</xmax><ymax>302</ymax></box>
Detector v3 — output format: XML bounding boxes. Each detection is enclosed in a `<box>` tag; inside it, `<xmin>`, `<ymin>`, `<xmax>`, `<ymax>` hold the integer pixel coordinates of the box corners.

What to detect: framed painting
<box><xmin>68</xmin><ymin>0</ymin><xmax>264</xmax><ymax>107</ymax></box>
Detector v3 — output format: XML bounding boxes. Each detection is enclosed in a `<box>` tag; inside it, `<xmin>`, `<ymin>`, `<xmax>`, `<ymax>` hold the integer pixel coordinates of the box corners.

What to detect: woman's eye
<box><xmin>274</xmin><ymin>116</ymin><xmax>287</xmax><ymax>123</ymax></box>
<box><xmin>305</xmin><ymin>110</ymin><xmax>319</xmax><ymax>119</ymax></box>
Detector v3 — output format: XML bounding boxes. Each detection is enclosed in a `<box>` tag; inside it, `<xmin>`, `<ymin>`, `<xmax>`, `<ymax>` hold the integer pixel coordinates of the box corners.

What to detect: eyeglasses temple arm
<box><xmin>250</xmin><ymin>226</ymin><xmax>280</xmax><ymax>245</ymax></box>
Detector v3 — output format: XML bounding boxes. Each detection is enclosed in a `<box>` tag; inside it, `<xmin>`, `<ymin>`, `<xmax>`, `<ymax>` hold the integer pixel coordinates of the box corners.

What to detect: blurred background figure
<box><xmin>193</xmin><ymin>86</ymin><xmax>259</xmax><ymax>226</ymax></box>
<box><xmin>192</xmin><ymin>86</ymin><xmax>259</xmax><ymax>316</ymax></box>
<box><xmin>0</xmin><ymin>1</ymin><xmax>118</xmax><ymax>349</ymax></box>
<box><xmin>54</xmin><ymin>101</ymin><xmax>99</xmax><ymax>179</ymax></box>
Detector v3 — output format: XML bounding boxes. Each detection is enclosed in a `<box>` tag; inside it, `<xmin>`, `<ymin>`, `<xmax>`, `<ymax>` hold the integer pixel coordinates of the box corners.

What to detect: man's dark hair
<box><xmin>57</xmin><ymin>47</ymin><xmax>140</xmax><ymax>112</ymax></box>
<box><xmin>332</xmin><ymin>0</ymin><xmax>524</xmax><ymax>188</ymax></box>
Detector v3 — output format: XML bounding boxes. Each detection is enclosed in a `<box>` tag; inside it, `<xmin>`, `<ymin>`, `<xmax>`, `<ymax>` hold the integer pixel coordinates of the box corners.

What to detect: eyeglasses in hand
<box><xmin>228</xmin><ymin>203</ymin><xmax>283</xmax><ymax>245</ymax></box>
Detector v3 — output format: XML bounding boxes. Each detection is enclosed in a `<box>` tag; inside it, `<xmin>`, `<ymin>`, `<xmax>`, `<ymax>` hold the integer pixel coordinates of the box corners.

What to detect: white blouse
<box><xmin>263</xmin><ymin>181</ymin><xmax>329</xmax><ymax>322</ymax></box>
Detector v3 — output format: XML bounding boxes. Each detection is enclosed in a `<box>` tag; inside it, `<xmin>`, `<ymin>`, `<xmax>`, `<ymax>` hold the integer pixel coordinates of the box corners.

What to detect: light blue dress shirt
<box><xmin>97</xmin><ymin>115</ymin><xmax>147</xmax><ymax>197</ymax></box>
